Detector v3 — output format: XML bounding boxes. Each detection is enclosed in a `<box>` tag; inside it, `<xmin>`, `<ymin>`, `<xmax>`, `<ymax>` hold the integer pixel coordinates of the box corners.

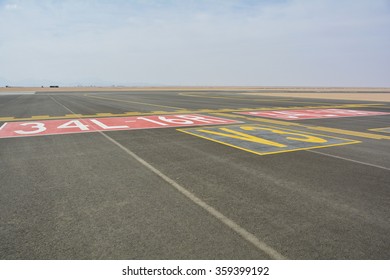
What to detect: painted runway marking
<box><xmin>0</xmin><ymin>123</ymin><xmax>7</xmax><ymax>131</ymax></box>
<box><xmin>0</xmin><ymin>114</ymin><xmax>239</xmax><ymax>139</ymax></box>
<box><xmin>236</xmin><ymin>109</ymin><xmax>390</xmax><ymax>120</ymax></box>
<box><xmin>308</xmin><ymin>150</ymin><xmax>390</xmax><ymax>171</ymax></box>
<box><xmin>178</xmin><ymin>124</ymin><xmax>359</xmax><ymax>156</ymax></box>
<box><xmin>369</xmin><ymin>127</ymin><xmax>390</xmax><ymax>134</ymax></box>
<box><xmin>308</xmin><ymin>126</ymin><xmax>390</xmax><ymax>140</ymax></box>
<box><xmin>0</xmin><ymin>104</ymin><xmax>383</xmax><ymax>122</ymax></box>
<box><xmin>100</xmin><ymin>131</ymin><xmax>286</xmax><ymax>259</ymax></box>
<box><xmin>49</xmin><ymin>94</ymin><xmax>286</xmax><ymax>260</ymax></box>
<box><xmin>214</xmin><ymin>113</ymin><xmax>390</xmax><ymax>140</ymax></box>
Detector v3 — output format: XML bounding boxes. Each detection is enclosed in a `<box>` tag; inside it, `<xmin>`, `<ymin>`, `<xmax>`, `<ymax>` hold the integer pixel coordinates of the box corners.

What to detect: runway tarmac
<box><xmin>0</xmin><ymin>89</ymin><xmax>389</xmax><ymax>259</ymax></box>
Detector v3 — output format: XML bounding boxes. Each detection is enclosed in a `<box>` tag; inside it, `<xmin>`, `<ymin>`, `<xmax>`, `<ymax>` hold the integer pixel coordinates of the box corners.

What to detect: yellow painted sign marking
<box><xmin>368</xmin><ymin>127</ymin><xmax>390</xmax><ymax>133</ymax></box>
<box><xmin>178</xmin><ymin>124</ymin><xmax>360</xmax><ymax>156</ymax></box>
<box><xmin>309</xmin><ymin>126</ymin><xmax>390</xmax><ymax>140</ymax></box>
<box><xmin>214</xmin><ymin>113</ymin><xmax>390</xmax><ymax>140</ymax></box>
<box><xmin>240</xmin><ymin>126</ymin><xmax>328</xmax><ymax>144</ymax></box>
<box><xmin>197</xmin><ymin>127</ymin><xmax>287</xmax><ymax>147</ymax></box>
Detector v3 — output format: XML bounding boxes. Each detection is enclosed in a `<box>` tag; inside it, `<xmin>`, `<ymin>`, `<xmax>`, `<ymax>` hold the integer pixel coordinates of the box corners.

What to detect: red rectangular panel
<box><xmin>0</xmin><ymin>114</ymin><xmax>239</xmax><ymax>139</ymax></box>
<box><xmin>237</xmin><ymin>109</ymin><xmax>390</xmax><ymax>120</ymax></box>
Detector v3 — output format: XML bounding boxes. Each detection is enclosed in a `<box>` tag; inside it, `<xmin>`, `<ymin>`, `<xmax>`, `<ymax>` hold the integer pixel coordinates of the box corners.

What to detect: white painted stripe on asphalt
<box><xmin>308</xmin><ymin>150</ymin><xmax>390</xmax><ymax>171</ymax></box>
<box><xmin>50</xmin><ymin>94</ymin><xmax>286</xmax><ymax>260</ymax></box>
<box><xmin>0</xmin><ymin>123</ymin><xmax>7</xmax><ymax>130</ymax></box>
<box><xmin>101</xmin><ymin>131</ymin><xmax>286</xmax><ymax>260</ymax></box>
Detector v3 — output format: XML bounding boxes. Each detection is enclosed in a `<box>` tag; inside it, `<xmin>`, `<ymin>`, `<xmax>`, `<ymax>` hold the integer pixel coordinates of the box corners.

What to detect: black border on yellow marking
<box><xmin>177</xmin><ymin>124</ymin><xmax>360</xmax><ymax>156</ymax></box>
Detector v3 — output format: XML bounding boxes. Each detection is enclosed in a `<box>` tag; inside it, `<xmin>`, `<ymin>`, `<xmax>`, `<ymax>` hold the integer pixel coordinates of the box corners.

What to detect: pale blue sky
<box><xmin>0</xmin><ymin>0</ymin><xmax>389</xmax><ymax>87</ymax></box>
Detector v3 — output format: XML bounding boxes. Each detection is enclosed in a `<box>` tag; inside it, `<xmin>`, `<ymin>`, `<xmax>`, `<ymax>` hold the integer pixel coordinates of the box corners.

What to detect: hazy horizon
<box><xmin>1</xmin><ymin>0</ymin><xmax>389</xmax><ymax>87</ymax></box>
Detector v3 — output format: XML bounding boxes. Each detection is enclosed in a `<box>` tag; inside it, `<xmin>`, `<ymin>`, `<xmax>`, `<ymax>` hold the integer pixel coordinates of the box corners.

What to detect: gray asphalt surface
<box><xmin>1</xmin><ymin>90</ymin><xmax>389</xmax><ymax>259</ymax></box>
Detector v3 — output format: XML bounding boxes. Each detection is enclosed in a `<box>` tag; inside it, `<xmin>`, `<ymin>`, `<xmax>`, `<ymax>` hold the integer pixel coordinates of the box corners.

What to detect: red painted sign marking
<box><xmin>236</xmin><ymin>109</ymin><xmax>390</xmax><ymax>120</ymax></box>
<box><xmin>0</xmin><ymin>114</ymin><xmax>239</xmax><ymax>139</ymax></box>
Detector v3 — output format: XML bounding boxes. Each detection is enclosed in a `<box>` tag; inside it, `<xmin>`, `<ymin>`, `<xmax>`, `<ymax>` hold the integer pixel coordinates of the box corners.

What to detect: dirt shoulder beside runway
<box><xmin>244</xmin><ymin>92</ymin><xmax>390</xmax><ymax>102</ymax></box>
<box><xmin>1</xmin><ymin>86</ymin><xmax>390</xmax><ymax>101</ymax></box>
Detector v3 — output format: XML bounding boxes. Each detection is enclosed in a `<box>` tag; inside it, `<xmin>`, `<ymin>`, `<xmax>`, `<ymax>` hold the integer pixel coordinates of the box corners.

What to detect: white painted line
<box><xmin>0</xmin><ymin>123</ymin><xmax>7</xmax><ymax>131</ymax></box>
<box><xmin>307</xmin><ymin>150</ymin><xmax>390</xmax><ymax>171</ymax></box>
<box><xmin>101</xmin><ymin>131</ymin><xmax>286</xmax><ymax>260</ymax></box>
<box><xmin>50</xmin><ymin>94</ymin><xmax>286</xmax><ymax>260</ymax></box>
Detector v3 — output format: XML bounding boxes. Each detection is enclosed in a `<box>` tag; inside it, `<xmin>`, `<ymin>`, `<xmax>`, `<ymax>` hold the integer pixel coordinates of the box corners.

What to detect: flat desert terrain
<box><xmin>1</xmin><ymin>86</ymin><xmax>390</xmax><ymax>102</ymax></box>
